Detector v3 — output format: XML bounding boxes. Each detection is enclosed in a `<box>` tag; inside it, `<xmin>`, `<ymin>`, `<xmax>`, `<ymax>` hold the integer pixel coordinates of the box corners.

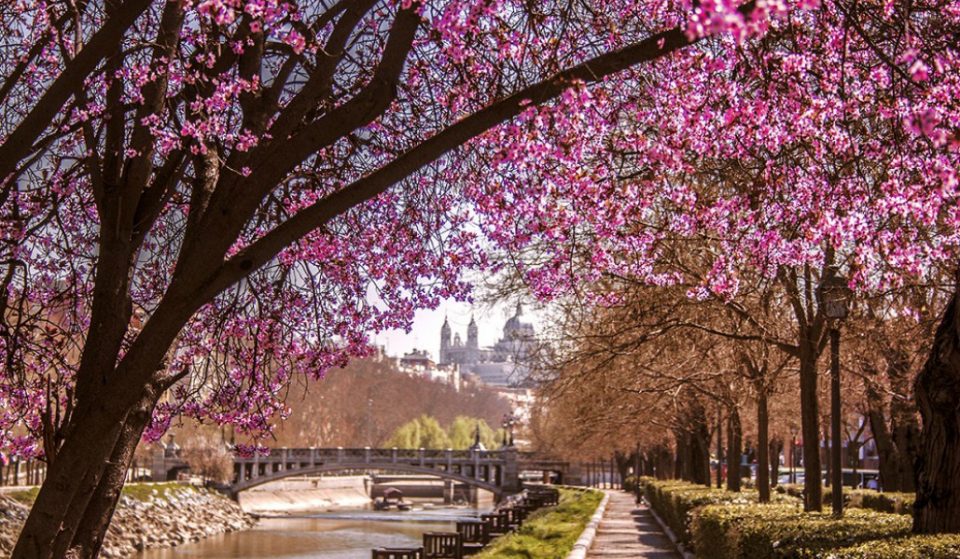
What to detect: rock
<box><xmin>0</xmin><ymin>485</ymin><xmax>255</xmax><ymax>558</ymax></box>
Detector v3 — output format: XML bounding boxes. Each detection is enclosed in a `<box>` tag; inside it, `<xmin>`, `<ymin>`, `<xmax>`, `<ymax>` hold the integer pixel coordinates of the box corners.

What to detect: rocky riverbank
<box><xmin>0</xmin><ymin>483</ymin><xmax>255</xmax><ymax>558</ymax></box>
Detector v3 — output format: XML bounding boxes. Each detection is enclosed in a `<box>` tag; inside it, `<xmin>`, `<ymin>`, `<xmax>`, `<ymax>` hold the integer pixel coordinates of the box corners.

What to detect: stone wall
<box><xmin>0</xmin><ymin>484</ymin><xmax>255</xmax><ymax>558</ymax></box>
<box><xmin>238</xmin><ymin>475</ymin><xmax>370</xmax><ymax>514</ymax></box>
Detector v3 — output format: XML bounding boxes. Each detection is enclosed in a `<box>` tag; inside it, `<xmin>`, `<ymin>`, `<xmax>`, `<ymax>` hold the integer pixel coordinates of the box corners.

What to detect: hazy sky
<box><xmin>373</xmin><ymin>297</ymin><xmax>540</xmax><ymax>360</ymax></box>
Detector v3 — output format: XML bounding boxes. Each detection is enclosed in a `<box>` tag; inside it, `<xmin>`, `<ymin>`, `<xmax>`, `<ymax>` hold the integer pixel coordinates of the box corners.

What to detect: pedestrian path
<box><xmin>587</xmin><ymin>490</ymin><xmax>680</xmax><ymax>559</ymax></box>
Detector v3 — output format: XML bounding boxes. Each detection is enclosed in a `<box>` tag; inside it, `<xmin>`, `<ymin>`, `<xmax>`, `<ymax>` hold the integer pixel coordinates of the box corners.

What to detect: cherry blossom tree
<box><xmin>2</xmin><ymin>0</ymin><xmax>959</xmax><ymax>556</ymax></box>
<box><xmin>476</xmin><ymin>0</ymin><xmax>959</xmax><ymax>529</ymax></box>
<box><xmin>1</xmin><ymin>0</ymin><xmax>791</xmax><ymax>556</ymax></box>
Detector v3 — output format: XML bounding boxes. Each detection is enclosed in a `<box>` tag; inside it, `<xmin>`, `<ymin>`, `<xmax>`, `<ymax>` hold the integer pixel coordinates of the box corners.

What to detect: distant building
<box><xmin>397</xmin><ymin>348</ymin><xmax>462</xmax><ymax>390</ymax></box>
<box><xmin>439</xmin><ymin>303</ymin><xmax>536</xmax><ymax>387</ymax></box>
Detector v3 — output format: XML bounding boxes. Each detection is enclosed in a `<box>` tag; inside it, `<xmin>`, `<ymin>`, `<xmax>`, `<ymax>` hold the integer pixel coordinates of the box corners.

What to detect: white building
<box><xmin>397</xmin><ymin>348</ymin><xmax>462</xmax><ymax>390</ymax></box>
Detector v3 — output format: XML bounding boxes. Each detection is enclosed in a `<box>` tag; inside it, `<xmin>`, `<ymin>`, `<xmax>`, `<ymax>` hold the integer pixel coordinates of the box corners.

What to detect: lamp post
<box><xmin>817</xmin><ymin>266</ymin><xmax>853</xmax><ymax>517</ymax></box>
<box><xmin>501</xmin><ymin>413</ymin><xmax>518</xmax><ymax>448</ymax></box>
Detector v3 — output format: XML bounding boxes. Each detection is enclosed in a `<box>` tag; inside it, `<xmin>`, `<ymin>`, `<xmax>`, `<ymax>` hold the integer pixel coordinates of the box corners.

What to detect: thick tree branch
<box><xmin>206</xmin><ymin>23</ymin><xmax>701</xmax><ymax>299</ymax></box>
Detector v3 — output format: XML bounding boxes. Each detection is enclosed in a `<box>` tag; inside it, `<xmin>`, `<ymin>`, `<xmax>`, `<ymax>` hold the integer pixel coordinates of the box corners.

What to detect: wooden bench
<box><xmin>423</xmin><ymin>531</ymin><xmax>462</xmax><ymax>559</ymax></box>
<box><xmin>503</xmin><ymin>507</ymin><xmax>524</xmax><ymax>529</ymax></box>
<box><xmin>480</xmin><ymin>511</ymin><xmax>510</xmax><ymax>539</ymax></box>
<box><xmin>526</xmin><ymin>487</ymin><xmax>559</xmax><ymax>506</ymax></box>
<box><xmin>456</xmin><ymin>520</ymin><xmax>487</xmax><ymax>555</ymax></box>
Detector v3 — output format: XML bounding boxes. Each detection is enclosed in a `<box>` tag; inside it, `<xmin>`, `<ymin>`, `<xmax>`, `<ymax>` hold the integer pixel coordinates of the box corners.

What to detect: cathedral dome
<box><xmin>503</xmin><ymin>303</ymin><xmax>533</xmax><ymax>338</ymax></box>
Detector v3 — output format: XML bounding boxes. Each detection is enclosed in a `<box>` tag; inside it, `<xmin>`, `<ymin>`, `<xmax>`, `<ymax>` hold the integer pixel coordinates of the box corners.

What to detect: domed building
<box><xmin>439</xmin><ymin>303</ymin><xmax>536</xmax><ymax>386</ymax></box>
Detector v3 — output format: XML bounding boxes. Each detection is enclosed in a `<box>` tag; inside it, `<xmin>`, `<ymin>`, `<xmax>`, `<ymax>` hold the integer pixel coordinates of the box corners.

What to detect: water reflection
<box><xmin>137</xmin><ymin>509</ymin><xmax>481</xmax><ymax>559</ymax></box>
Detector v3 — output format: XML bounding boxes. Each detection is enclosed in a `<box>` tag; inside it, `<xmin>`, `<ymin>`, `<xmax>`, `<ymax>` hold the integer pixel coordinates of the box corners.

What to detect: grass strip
<box><xmin>3</xmin><ymin>481</ymin><xmax>196</xmax><ymax>505</ymax></box>
<box><xmin>473</xmin><ymin>488</ymin><xmax>604</xmax><ymax>559</ymax></box>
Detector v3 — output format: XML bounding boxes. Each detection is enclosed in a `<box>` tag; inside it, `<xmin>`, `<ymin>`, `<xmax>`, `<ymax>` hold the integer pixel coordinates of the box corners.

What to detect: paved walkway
<box><xmin>587</xmin><ymin>490</ymin><xmax>680</xmax><ymax>559</ymax></box>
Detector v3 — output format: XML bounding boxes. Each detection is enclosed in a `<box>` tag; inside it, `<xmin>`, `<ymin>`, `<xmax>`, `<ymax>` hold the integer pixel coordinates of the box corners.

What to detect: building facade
<box><xmin>396</xmin><ymin>348</ymin><xmax>462</xmax><ymax>390</ymax></box>
<box><xmin>439</xmin><ymin>304</ymin><xmax>536</xmax><ymax>386</ymax></box>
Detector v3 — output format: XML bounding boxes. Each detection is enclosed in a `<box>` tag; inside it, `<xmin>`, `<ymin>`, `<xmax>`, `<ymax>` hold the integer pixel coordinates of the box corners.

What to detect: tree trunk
<box><xmin>11</xmin><ymin>401</ymin><xmax>129</xmax><ymax>558</ymax></box>
<box><xmin>674</xmin><ymin>430</ymin><xmax>687</xmax><ymax>481</ymax></box>
<box><xmin>769</xmin><ymin>437</ymin><xmax>783</xmax><ymax>488</ymax></box>
<box><xmin>866</xmin><ymin>381</ymin><xmax>902</xmax><ymax>491</ymax></box>
<box><xmin>799</xmin><ymin>342</ymin><xmax>823</xmax><ymax>511</ymax></box>
<box><xmin>11</xmin><ymin>362</ymin><xmax>166</xmax><ymax>559</ymax></box>
<box><xmin>656</xmin><ymin>445</ymin><xmax>672</xmax><ymax>479</ymax></box>
<box><xmin>67</xmin><ymin>390</ymin><xmax>157</xmax><ymax>556</ymax></box>
<box><xmin>727</xmin><ymin>406</ymin><xmax>743</xmax><ymax>492</ymax></box>
<box><xmin>689</xmin><ymin>402</ymin><xmax>712</xmax><ymax>486</ymax></box>
<box><xmin>614</xmin><ymin>451</ymin><xmax>632</xmax><ymax>486</ymax></box>
<box><xmin>894</xmin><ymin>419</ymin><xmax>920</xmax><ymax>493</ymax></box>
<box><xmin>757</xmin><ymin>390</ymin><xmax>770</xmax><ymax>502</ymax></box>
<box><xmin>914</xmin><ymin>289</ymin><xmax>960</xmax><ymax>533</ymax></box>
<box><xmin>716</xmin><ymin>408</ymin><xmax>724</xmax><ymax>489</ymax></box>
<box><xmin>888</xmin><ymin>352</ymin><xmax>920</xmax><ymax>493</ymax></box>
<box><xmin>824</xmin><ymin>415</ymin><xmax>831</xmax><ymax>488</ymax></box>
<box><xmin>694</xmin><ymin>426</ymin><xmax>711</xmax><ymax>486</ymax></box>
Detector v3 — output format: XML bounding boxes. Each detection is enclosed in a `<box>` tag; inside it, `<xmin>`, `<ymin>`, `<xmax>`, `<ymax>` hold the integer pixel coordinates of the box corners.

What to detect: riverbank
<box><xmin>0</xmin><ymin>483</ymin><xmax>255</xmax><ymax>558</ymax></box>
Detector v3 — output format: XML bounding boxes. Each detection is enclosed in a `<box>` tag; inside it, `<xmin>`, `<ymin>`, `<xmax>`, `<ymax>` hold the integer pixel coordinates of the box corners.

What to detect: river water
<box><xmin>137</xmin><ymin>508</ymin><xmax>483</xmax><ymax>559</ymax></box>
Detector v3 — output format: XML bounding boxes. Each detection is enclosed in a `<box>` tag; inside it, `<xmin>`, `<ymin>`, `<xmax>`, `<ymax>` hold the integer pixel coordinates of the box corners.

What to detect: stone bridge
<box><xmin>151</xmin><ymin>441</ymin><xmax>570</xmax><ymax>498</ymax></box>
<box><xmin>230</xmin><ymin>447</ymin><xmax>570</xmax><ymax>497</ymax></box>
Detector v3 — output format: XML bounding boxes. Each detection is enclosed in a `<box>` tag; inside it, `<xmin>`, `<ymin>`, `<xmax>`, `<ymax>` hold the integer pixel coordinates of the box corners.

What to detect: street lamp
<box><xmin>502</xmin><ymin>413</ymin><xmax>518</xmax><ymax>448</ymax></box>
<box><xmin>817</xmin><ymin>266</ymin><xmax>853</xmax><ymax>517</ymax></box>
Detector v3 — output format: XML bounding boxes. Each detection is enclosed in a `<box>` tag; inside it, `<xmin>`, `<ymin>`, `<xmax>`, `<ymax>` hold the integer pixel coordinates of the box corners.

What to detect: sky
<box><xmin>372</xmin><ymin>297</ymin><xmax>540</xmax><ymax>360</ymax></box>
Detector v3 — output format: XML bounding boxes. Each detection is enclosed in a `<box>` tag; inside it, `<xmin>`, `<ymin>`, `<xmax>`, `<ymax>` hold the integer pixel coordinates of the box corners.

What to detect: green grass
<box><xmin>5</xmin><ymin>486</ymin><xmax>39</xmax><ymax>504</ymax></box>
<box><xmin>120</xmin><ymin>481</ymin><xmax>197</xmax><ymax>501</ymax></box>
<box><xmin>473</xmin><ymin>488</ymin><xmax>604</xmax><ymax>559</ymax></box>
<box><xmin>2</xmin><ymin>482</ymin><xmax>196</xmax><ymax>505</ymax></box>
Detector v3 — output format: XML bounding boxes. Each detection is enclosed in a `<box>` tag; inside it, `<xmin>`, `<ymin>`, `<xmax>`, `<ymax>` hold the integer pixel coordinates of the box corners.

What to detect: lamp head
<box><xmin>817</xmin><ymin>266</ymin><xmax>852</xmax><ymax>321</ymax></box>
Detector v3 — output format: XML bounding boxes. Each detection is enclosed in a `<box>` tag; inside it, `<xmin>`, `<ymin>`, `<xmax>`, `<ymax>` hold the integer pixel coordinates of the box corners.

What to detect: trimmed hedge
<box><xmin>640</xmin><ymin>478</ymin><xmax>793</xmax><ymax>547</ymax></box>
<box><xmin>773</xmin><ymin>486</ymin><xmax>916</xmax><ymax>516</ymax></box>
<box><xmin>847</xmin><ymin>490</ymin><xmax>915</xmax><ymax>515</ymax></box>
<box><xmin>690</xmin><ymin>505</ymin><xmax>911</xmax><ymax>559</ymax></box>
<box><xmin>824</xmin><ymin>535</ymin><xmax>960</xmax><ymax>558</ymax></box>
<box><xmin>775</xmin><ymin>483</ymin><xmax>835</xmax><ymax>505</ymax></box>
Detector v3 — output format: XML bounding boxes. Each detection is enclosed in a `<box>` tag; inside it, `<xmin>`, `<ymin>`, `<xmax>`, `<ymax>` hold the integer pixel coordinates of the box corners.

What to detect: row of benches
<box><xmin>371</xmin><ymin>486</ymin><xmax>561</xmax><ymax>559</ymax></box>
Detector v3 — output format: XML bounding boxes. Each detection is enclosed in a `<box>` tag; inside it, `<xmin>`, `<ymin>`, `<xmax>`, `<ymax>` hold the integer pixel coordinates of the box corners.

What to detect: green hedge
<box><xmin>774</xmin><ymin>483</ymin><xmax>835</xmax><ymax>506</ymax></box>
<box><xmin>847</xmin><ymin>490</ymin><xmax>915</xmax><ymax>515</ymax></box>
<box><xmin>690</xmin><ymin>505</ymin><xmax>911</xmax><ymax>559</ymax></box>
<box><xmin>823</xmin><ymin>535</ymin><xmax>960</xmax><ymax>558</ymax></box>
<box><xmin>640</xmin><ymin>478</ymin><xmax>793</xmax><ymax>547</ymax></box>
<box><xmin>773</xmin><ymin>486</ymin><xmax>916</xmax><ymax>515</ymax></box>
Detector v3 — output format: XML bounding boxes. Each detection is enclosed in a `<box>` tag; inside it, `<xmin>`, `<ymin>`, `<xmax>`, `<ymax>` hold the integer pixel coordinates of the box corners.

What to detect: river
<box><xmin>137</xmin><ymin>508</ymin><xmax>484</xmax><ymax>559</ymax></box>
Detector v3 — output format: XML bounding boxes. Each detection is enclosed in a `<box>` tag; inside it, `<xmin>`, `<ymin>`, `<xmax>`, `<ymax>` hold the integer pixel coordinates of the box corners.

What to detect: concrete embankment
<box><xmin>0</xmin><ymin>483</ymin><xmax>255</xmax><ymax>558</ymax></box>
<box><xmin>238</xmin><ymin>475</ymin><xmax>496</xmax><ymax>514</ymax></box>
<box><xmin>238</xmin><ymin>475</ymin><xmax>371</xmax><ymax>514</ymax></box>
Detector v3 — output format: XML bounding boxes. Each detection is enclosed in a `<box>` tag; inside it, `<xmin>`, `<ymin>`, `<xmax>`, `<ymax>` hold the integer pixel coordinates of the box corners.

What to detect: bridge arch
<box><xmin>231</xmin><ymin>461</ymin><xmax>503</xmax><ymax>496</ymax></box>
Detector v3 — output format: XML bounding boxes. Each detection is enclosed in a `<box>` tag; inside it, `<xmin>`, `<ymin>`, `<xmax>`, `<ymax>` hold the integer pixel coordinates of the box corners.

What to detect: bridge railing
<box><xmin>238</xmin><ymin>447</ymin><xmax>508</xmax><ymax>463</ymax></box>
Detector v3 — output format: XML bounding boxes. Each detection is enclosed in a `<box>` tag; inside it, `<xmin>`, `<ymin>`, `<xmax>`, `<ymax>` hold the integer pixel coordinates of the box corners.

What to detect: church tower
<box><xmin>467</xmin><ymin>315</ymin><xmax>479</xmax><ymax>350</ymax></box>
<box><xmin>440</xmin><ymin>316</ymin><xmax>451</xmax><ymax>363</ymax></box>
